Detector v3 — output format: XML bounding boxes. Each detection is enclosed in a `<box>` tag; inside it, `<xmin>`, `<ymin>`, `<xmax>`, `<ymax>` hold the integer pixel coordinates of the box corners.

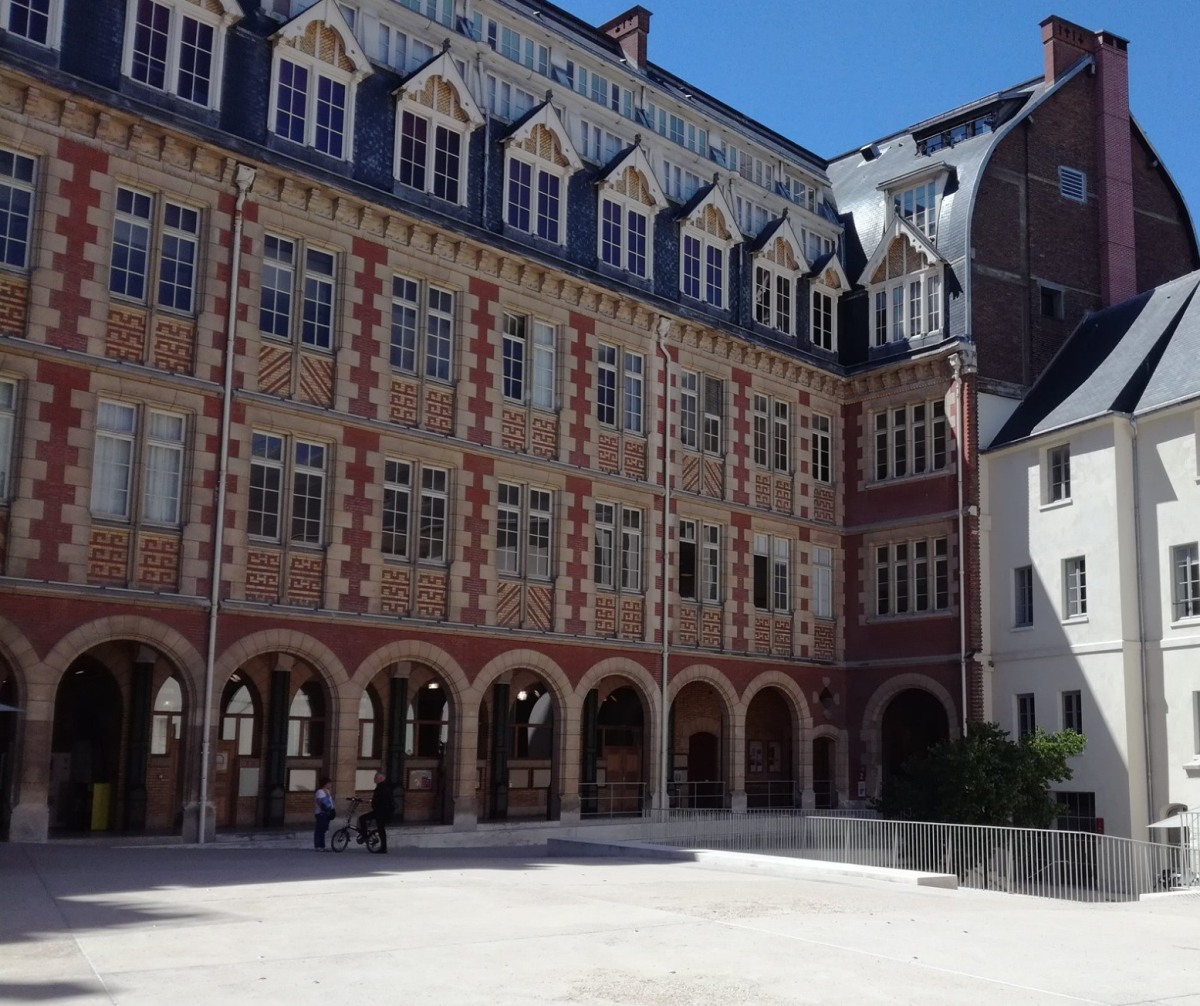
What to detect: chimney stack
<box><xmin>1040</xmin><ymin>15</ymin><xmax>1136</xmax><ymax>306</ymax></box>
<box><xmin>600</xmin><ymin>6</ymin><xmax>652</xmax><ymax>70</ymax></box>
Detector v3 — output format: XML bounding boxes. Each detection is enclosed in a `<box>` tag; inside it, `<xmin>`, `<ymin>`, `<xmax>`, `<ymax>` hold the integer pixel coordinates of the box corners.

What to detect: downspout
<box><xmin>478</xmin><ymin>53</ymin><xmax>489</xmax><ymax>226</ymax></box>
<box><xmin>198</xmin><ymin>163</ymin><xmax>257</xmax><ymax>843</ymax></box>
<box><xmin>1127</xmin><ymin>414</ymin><xmax>1156</xmax><ymax>824</ymax></box>
<box><xmin>951</xmin><ymin>352</ymin><xmax>969</xmax><ymax>737</ymax></box>
<box><xmin>655</xmin><ymin>315</ymin><xmax>673</xmax><ymax>817</ymax></box>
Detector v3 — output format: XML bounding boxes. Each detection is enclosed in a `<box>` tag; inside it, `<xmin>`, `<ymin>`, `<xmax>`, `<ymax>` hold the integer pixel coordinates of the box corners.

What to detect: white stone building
<box><xmin>982</xmin><ymin>270</ymin><xmax>1200</xmax><ymax>839</ymax></box>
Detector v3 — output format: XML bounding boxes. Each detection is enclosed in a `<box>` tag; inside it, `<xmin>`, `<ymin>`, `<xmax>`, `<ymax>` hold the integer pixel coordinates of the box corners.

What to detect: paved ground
<box><xmin>2</xmin><ymin>842</ymin><xmax>1199</xmax><ymax>1005</ymax></box>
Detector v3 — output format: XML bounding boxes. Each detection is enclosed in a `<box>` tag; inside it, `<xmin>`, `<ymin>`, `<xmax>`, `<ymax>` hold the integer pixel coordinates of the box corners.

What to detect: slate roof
<box><xmin>988</xmin><ymin>270</ymin><xmax>1200</xmax><ymax>449</ymax></box>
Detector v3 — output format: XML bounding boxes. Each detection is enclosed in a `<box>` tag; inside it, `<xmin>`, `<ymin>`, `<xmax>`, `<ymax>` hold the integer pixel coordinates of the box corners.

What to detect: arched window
<box><xmin>405</xmin><ymin>682</ymin><xmax>449</xmax><ymax>758</ymax></box>
<box><xmin>286</xmin><ymin>682</ymin><xmax>324</xmax><ymax>757</ymax></box>
<box><xmin>511</xmin><ymin>682</ymin><xmax>553</xmax><ymax>759</ymax></box>
<box><xmin>150</xmin><ymin>677</ymin><xmax>183</xmax><ymax>755</ymax></box>
<box><xmin>357</xmin><ymin>689</ymin><xmax>380</xmax><ymax>759</ymax></box>
<box><xmin>221</xmin><ymin>683</ymin><xmax>256</xmax><ymax>757</ymax></box>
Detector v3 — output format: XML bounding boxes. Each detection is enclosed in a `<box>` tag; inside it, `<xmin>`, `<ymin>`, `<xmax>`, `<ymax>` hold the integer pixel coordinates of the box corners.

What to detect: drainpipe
<box><xmin>197</xmin><ymin>163</ymin><xmax>256</xmax><ymax>844</ymax></box>
<box><xmin>950</xmin><ymin>352</ymin><xmax>969</xmax><ymax>737</ymax></box>
<box><xmin>1127</xmin><ymin>414</ymin><xmax>1156</xmax><ymax>825</ymax></box>
<box><xmin>655</xmin><ymin>315</ymin><xmax>673</xmax><ymax>818</ymax></box>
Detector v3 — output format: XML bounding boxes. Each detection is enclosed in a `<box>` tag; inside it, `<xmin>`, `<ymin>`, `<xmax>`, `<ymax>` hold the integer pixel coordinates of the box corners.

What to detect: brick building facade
<box><xmin>0</xmin><ymin>1</ymin><xmax>1193</xmax><ymax>841</ymax></box>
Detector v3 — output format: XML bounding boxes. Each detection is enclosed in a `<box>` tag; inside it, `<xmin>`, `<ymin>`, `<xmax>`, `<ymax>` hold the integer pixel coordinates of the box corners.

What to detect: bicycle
<box><xmin>330</xmin><ymin>796</ymin><xmax>383</xmax><ymax>853</ymax></box>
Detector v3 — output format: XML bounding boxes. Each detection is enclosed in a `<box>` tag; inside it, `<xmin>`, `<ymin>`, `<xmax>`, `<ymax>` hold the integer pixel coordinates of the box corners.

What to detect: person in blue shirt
<box><xmin>313</xmin><ymin>778</ymin><xmax>334</xmax><ymax>850</ymax></box>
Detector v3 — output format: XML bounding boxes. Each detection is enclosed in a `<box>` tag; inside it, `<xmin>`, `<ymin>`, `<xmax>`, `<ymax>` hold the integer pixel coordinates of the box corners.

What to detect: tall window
<box><xmin>811</xmin><ymin>413</ymin><xmax>832</xmax><ymax>484</ymax></box>
<box><xmin>892</xmin><ymin>179</ymin><xmax>939</xmax><ymax>240</ymax></box>
<box><xmin>5</xmin><ymin>0</ymin><xmax>58</xmax><ymax>47</ymax></box>
<box><xmin>811</xmin><ymin>285</ymin><xmax>835</xmax><ymax>351</ymax></box>
<box><xmin>157</xmin><ymin>202</ymin><xmax>200</xmax><ymax>313</ymax></box>
<box><xmin>1064</xmin><ymin>556</ymin><xmax>1087</xmax><ymax>618</ymax></box>
<box><xmin>875</xmin><ymin>538</ymin><xmax>949</xmax><ymax>616</ymax></box>
<box><xmin>752</xmin><ymin>395</ymin><xmax>789</xmax><ymax>472</ymax></box>
<box><xmin>598</xmin><ymin>195</ymin><xmax>650</xmax><ymax>278</ymax></box>
<box><xmin>110</xmin><ymin>188</ymin><xmax>153</xmax><ymax>302</ymax></box>
<box><xmin>381</xmin><ymin>459</ymin><xmax>411</xmax><ymax>558</ymax></box>
<box><xmin>143</xmin><ymin>410</ymin><xmax>185</xmax><ymax>524</ymax></box>
<box><xmin>248</xmin><ymin>432</ymin><xmax>327</xmax><ymax>546</ymax></box>
<box><xmin>418</xmin><ymin>466</ymin><xmax>448</xmax><ymax>562</ymax></box>
<box><xmin>677</xmin><ymin>518</ymin><xmax>720</xmax><ymax>604</ymax></box>
<box><xmin>500</xmin><ymin>314</ymin><xmax>555</xmax><ymax>409</ymax></box>
<box><xmin>506</xmin><ymin>154</ymin><xmax>564</xmax><ymax>244</ymax></box>
<box><xmin>597</xmin><ymin>343</ymin><xmax>643</xmax><ymax>434</ymax></box>
<box><xmin>753</xmin><ymin>533</ymin><xmax>790</xmax><ymax>612</ymax></box>
<box><xmin>126</xmin><ymin>0</ymin><xmax>225</xmax><ymax>107</ymax></box>
<box><xmin>873</xmin><ymin>270</ymin><xmax>941</xmax><ymax>345</ymax></box>
<box><xmin>398</xmin><ymin>110</ymin><xmax>465</xmax><ymax>204</ymax></box>
<box><xmin>754</xmin><ymin>264</ymin><xmax>794</xmax><ymax>334</ymax></box>
<box><xmin>679</xmin><ymin>371</ymin><xmax>698</xmax><ymax>450</ymax></box>
<box><xmin>680</xmin><ymin>372</ymin><xmax>723</xmax><ymax>455</ymax></box>
<box><xmin>1173</xmin><ymin>543</ymin><xmax>1200</xmax><ymax>620</ymax></box>
<box><xmin>0</xmin><ymin>378</ymin><xmax>14</xmax><ymax>501</ymax></box>
<box><xmin>1062</xmin><ymin>691</ymin><xmax>1082</xmax><ymax>733</ymax></box>
<box><xmin>0</xmin><ymin>149</ymin><xmax>35</xmax><ymax>270</ymax></box>
<box><xmin>813</xmin><ymin>546</ymin><xmax>833</xmax><ymax>619</ymax></box>
<box><xmin>286</xmin><ymin>684</ymin><xmax>324</xmax><ymax>757</ymax></box>
<box><xmin>109</xmin><ymin>187</ymin><xmax>201</xmax><ymax>312</ymax></box>
<box><xmin>389</xmin><ymin>275</ymin><xmax>454</xmax><ymax>382</ymax></box>
<box><xmin>90</xmin><ymin>401</ymin><xmax>186</xmax><ymax>525</ymax></box>
<box><xmin>496</xmin><ymin>483</ymin><xmax>552</xmax><ymax>579</ymax></box>
<box><xmin>259</xmin><ymin>236</ymin><xmax>337</xmax><ymax>351</ymax></box>
<box><xmin>150</xmin><ymin>678</ymin><xmax>182</xmax><ymax>755</ymax></box>
<box><xmin>1014</xmin><ymin>565</ymin><xmax>1034</xmax><ymax>627</ymax></box>
<box><xmin>681</xmin><ymin>229</ymin><xmax>725</xmax><ymax>308</ymax></box>
<box><xmin>91</xmin><ymin>401</ymin><xmax>137</xmax><ymax>519</ymax></box>
<box><xmin>272</xmin><ymin>52</ymin><xmax>352</xmax><ymax>159</ymax></box>
<box><xmin>873</xmin><ymin>400</ymin><xmax>947</xmax><ymax>481</ymax></box>
<box><xmin>596</xmin><ymin>503</ymin><xmax>642</xmax><ymax>592</ymax></box>
<box><xmin>1016</xmin><ymin>693</ymin><xmax>1036</xmax><ymax>741</ymax></box>
<box><xmin>1047</xmin><ymin>445</ymin><xmax>1071</xmax><ymax>503</ymax></box>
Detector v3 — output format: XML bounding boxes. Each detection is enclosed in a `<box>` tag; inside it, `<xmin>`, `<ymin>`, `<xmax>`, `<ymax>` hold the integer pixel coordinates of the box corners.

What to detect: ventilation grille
<box><xmin>1058</xmin><ymin>166</ymin><xmax>1087</xmax><ymax>202</ymax></box>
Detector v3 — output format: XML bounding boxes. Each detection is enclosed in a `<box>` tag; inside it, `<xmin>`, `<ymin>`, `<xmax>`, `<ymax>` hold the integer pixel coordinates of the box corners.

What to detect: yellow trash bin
<box><xmin>90</xmin><ymin>783</ymin><xmax>112</xmax><ymax>831</ymax></box>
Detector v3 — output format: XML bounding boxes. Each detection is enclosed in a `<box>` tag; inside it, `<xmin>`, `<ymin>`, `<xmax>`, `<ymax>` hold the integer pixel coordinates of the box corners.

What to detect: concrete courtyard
<box><xmin>2</xmin><ymin>841</ymin><xmax>1198</xmax><ymax>1005</ymax></box>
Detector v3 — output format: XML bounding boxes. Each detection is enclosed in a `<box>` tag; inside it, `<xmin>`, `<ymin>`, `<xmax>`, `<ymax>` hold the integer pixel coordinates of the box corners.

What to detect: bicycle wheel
<box><xmin>366</xmin><ymin>828</ymin><xmax>382</xmax><ymax>854</ymax></box>
<box><xmin>330</xmin><ymin>827</ymin><xmax>350</xmax><ymax>853</ymax></box>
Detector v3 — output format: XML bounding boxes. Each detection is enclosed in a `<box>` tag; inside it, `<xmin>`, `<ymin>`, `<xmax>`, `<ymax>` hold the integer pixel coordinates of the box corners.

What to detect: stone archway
<box><xmin>669</xmin><ymin>666</ymin><xmax>738</xmax><ymax>809</ymax></box>
<box><xmin>881</xmin><ymin>688</ymin><xmax>951</xmax><ymax>786</ymax></box>
<box><xmin>860</xmin><ymin>673</ymin><xmax>959</xmax><ymax>799</ymax></box>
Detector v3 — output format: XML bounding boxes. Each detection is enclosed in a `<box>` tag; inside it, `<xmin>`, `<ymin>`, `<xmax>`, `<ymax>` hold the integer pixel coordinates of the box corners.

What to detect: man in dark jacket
<box><xmin>358</xmin><ymin>771</ymin><xmax>395</xmax><ymax>853</ymax></box>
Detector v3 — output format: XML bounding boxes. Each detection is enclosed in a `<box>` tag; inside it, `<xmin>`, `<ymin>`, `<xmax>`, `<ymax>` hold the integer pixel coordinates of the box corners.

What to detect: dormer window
<box><xmin>270</xmin><ymin>3</ymin><xmax>371</xmax><ymax>161</ymax></box>
<box><xmin>122</xmin><ymin>0</ymin><xmax>241</xmax><ymax>108</ymax></box>
<box><xmin>892</xmin><ymin>179</ymin><xmax>939</xmax><ymax>241</ymax></box>
<box><xmin>678</xmin><ymin>184</ymin><xmax>737</xmax><ymax>309</ymax></box>
<box><xmin>596</xmin><ymin>145</ymin><xmax>664</xmax><ymax>279</ymax></box>
<box><xmin>752</xmin><ymin>219</ymin><xmax>808</xmax><ymax>337</ymax></box>
<box><xmin>4</xmin><ymin>0</ymin><xmax>61</xmax><ymax>47</ymax></box>
<box><xmin>808</xmin><ymin>259</ymin><xmax>849</xmax><ymax>353</ymax></box>
<box><xmin>503</xmin><ymin>104</ymin><xmax>583</xmax><ymax>245</ymax></box>
<box><xmin>861</xmin><ymin>215</ymin><xmax>946</xmax><ymax>348</ymax></box>
<box><xmin>394</xmin><ymin>53</ymin><xmax>483</xmax><ymax>206</ymax></box>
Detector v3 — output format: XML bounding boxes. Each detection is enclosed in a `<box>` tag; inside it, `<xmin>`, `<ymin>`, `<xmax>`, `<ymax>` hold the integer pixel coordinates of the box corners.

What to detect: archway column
<box><xmin>9</xmin><ymin>675</ymin><xmax>53</xmax><ymax>842</ymax></box>
<box><xmin>558</xmin><ymin>701</ymin><xmax>581</xmax><ymax>825</ymax></box>
<box><xmin>451</xmin><ymin>705</ymin><xmax>479</xmax><ymax>830</ymax></box>
<box><xmin>728</xmin><ymin>706</ymin><xmax>746</xmax><ymax>813</ymax></box>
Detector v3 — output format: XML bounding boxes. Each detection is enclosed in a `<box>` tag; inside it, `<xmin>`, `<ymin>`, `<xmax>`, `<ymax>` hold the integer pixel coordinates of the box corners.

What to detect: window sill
<box><xmin>1169</xmin><ymin>614</ymin><xmax>1200</xmax><ymax>628</ymax></box>
<box><xmin>1010</xmin><ymin>624</ymin><xmax>1035</xmax><ymax>633</ymax></box>
<box><xmin>1061</xmin><ymin>615</ymin><xmax>1089</xmax><ymax>625</ymax></box>
<box><xmin>867</xmin><ymin>609</ymin><xmax>954</xmax><ymax>623</ymax></box>
<box><xmin>867</xmin><ymin>468</ymin><xmax>951</xmax><ymax>489</ymax></box>
<box><xmin>1039</xmin><ymin>498</ymin><xmax>1073</xmax><ymax>513</ymax></box>
<box><xmin>1183</xmin><ymin>762</ymin><xmax>1200</xmax><ymax>778</ymax></box>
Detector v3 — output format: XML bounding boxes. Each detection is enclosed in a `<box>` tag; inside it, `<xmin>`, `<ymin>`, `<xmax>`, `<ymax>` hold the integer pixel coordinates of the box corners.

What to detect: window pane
<box><xmin>432</xmin><ymin>125</ymin><xmax>461</xmax><ymax>202</ymax></box>
<box><xmin>390</xmin><ymin>275</ymin><xmax>418</xmax><ymax>372</ymax></box>
<box><xmin>502</xmin><ymin>314</ymin><xmax>525</xmax><ymax>402</ymax></box>
<box><xmin>8</xmin><ymin>0</ymin><xmax>52</xmax><ymax>44</ymax></box>
<box><xmin>532</xmin><ymin>321</ymin><xmax>555</xmax><ymax>410</ymax></box>
<box><xmin>110</xmin><ymin>188</ymin><xmax>152</xmax><ymax>301</ymax></box>
<box><xmin>260</xmin><ymin>235</ymin><xmax>295</xmax><ymax>339</ymax></box>
<box><xmin>623</xmin><ymin>352</ymin><xmax>643</xmax><ymax>433</ymax></box>
<box><xmin>157</xmin><ymin>203</ymin><xmax>200</xmax><ymax>313</ymax></box>
<box><xmin>177</xmin><ymin>16</ymin><xmax>215</xmax><ymax>105</ymax></box>
<box><xmin>0</xmin><ymin>150</ymin><xmax>36</xmax><ymax>269</ymax></box>
<box><xmin>399</xmin><ymin>111</ymin><xmax>429</xmax><ymax>191</ymax></box>
<box><xmin>535</xmin><ymin>170</ymin><xmax>559</xmax><ymax>243</ymax></box>
<box><xmin>274</xmin><ymin>59</ymin><xmax>309</xmax><ymax>144</ymax></box>
<box><xmin>507</xmin><ymin>158</ymin><xmax>531</xmax><ymax>231</ymax></box>
<box><xmin>314</xmin><ymin>76</ymin><xmax>347</xmax><ymax>157</ymax></box>
<box><xmin>425</xmin><ymin>287</ymin><xmax>453</xmax><ymax>380</ymax></box>
<box><xmin>301</xmin><ymin>249</ymin><xmax>335</xmax><ymax>349</ymax></box>
<box><xmin>132</xmin><ymin>0</ymin><xmax>170</xmax><ymax>90</ymax></box>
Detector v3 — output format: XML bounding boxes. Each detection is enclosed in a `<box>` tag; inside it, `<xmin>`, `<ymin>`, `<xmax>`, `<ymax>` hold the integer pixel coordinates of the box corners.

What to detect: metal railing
<box><xmin>579</xmin><ymin>782</ymin><xmax>647</xmax><ymax>818</ymax></box>
<box><xmin>648</xmin><ymin>812</ymin><xmax>1193</xmax><ymax>903</ymax></box>
<box><xmin>667</xmin><ymin>781</ymin><xmax>726</xmax><ymax>809</ymax></box>
<box><xmin>745</xmin><ymin>780</ymin><xmax>798</xmax><ymax>809</ymax></box>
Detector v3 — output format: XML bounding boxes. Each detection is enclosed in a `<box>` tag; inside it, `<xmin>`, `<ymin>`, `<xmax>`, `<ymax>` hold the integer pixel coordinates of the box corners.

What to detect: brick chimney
<box><xmin>1040</xmin><ymin>16</ymin><xmax>1136</xmax><ymax>306</ymax></box>
<box><xmin>600</xmin><ymin>6</ymin><xmax>652</xmax><ymax>70</ymax></box>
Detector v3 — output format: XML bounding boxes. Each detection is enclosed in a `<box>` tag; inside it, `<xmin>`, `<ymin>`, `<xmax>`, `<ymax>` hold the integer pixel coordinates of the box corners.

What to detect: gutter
<box><xmin>655</xmin><ymin>316</ymin><xmax>673</xmax><ymax>818</ymax></box>
<box><xmin>1124</xmin><ymin>413</ymin><xmax>1156</xmax><ymax>825</ymax></box>
<box><xmin>197</xmin><ymin>163</ymin><xmax>257</xmax><ymax>843</ymax></box>
<box><xmin>951</xmin><ymin>352</ymin><xmax>969</xmax><ymax>737</ymax></box>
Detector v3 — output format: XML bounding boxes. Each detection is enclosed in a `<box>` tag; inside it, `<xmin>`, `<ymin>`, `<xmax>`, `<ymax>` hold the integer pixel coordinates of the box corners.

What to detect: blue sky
<box><xmin>559</xmin><ymin>0</ymin><xmax>1200</xmax><ymax>225</ymax></box>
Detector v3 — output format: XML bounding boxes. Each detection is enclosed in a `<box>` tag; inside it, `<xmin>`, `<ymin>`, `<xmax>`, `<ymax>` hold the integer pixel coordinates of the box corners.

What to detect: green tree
<box><xmin>877</xmin><ymin>722</ymin><xmax>1086</xmax><ymax>827</ymax></box>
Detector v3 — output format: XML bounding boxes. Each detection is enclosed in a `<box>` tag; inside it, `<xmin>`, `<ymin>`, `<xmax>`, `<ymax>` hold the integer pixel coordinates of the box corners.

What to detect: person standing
<box><xmin>313</xmin><ymin>777</ymin><xmax>334</xmax><ymax>851</ymax></box>
<box><xmin>357</xmin><ymin>771</ymin><xmax>395</xmax><ymax>853</ymax></box>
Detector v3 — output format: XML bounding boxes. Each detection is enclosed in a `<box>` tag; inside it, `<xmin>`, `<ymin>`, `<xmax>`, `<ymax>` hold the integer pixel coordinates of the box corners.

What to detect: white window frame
<box><xmin>810</xmin><ymin>282</ymin><xmax>837</xmax><ymax>352</ymax></box>
<box><xmin>891</xmin><ymin>178</ymin><xmax>940</xmax><ymax>241</ymax></box>
<box><xmin>0</xmin><ymin>377</ymin><xmax>15</xmax><ymax>501</ymax></box>
<box><xmin>1064</xmin><ymin>556</ymin><xmax>1087</xmax><ymax>619</ymax></box>
<box><xmin>270</xmin><ymin>47</ymin><xmax>357</xmax><ymax>160</ymax></box>
<box><xmin>622</xmin><ymin>506</ymin><xmax>643</xmax><ymax>593</ymax></box>
<box><xmin>753</xmin><ymin>259</ymin><xmax>796</xmax><ymax>335</ymax></box>
<box><xmin>700</xmin><ymin>522</ymin><xmax>721</xmax><ymax>604</ymax></box>
<box><xmin>752</xmin><ymin>394</ymin><xmax>789</xmax><ymax>473</ymax></box>
<box><xmin>678</xmin><ymin>370</ymin><xmax>698</xmax><ymax>450</ymax></box>
<box><xmin>813</xmin><ymin>546</ymin><xmax>833</xmax><ymax>620</ymax></box>
<box><xmin>2</xmin><ymin>0</ymin><xmax>63</xmax><ymax>48</ymax></box>
<box><xmin>1062</xmin><ymin>690</ymin><xmax>1082</xmax><ymax>733</ymax></box>
<box><xmin>874</xmin><ymin>537</ymin><xmax>950</xmax><ymax>616</ymax></box>
<box><xmin>246</xmin><ymin>432</ymin><xmax>328</xmax><ymax>546</ymax></box>
<box><xmin>811</xmin><ymin>413</ymin><xmax>832</xmax><ymax>485</ymax></box>
<box><xmin>872</xmin><ymin>400</ymin><xmax>948</xmax><ymax>481</ymax></box>
<box><xmin>289</xmin><ymin>440</ymin><xmax>327</xmax><ymax>546</ymax></box>
<box><xmin>594</xmin><ymin>501</ymin><xmax>616</xmax><ymax>590</ymax></box>
<box><xmin>1172</xmin><ymin>543</ymin><xmax>1200</xmax><ymax>621</ymax></box>
<box><xmin>597</xmin><ymin>503</ymin><xmax>642</xmax><ymax>594</ymax></box>
<box><xmin>680</xmin><ymin>223</ymin><xmax>728</xmax><ymax>309</ymax></box>
<box><xmin>388</xmin><ymin>274</ymin><xmax>454</xmax><ymax>383</ymax></box>
<box><xmin>596</xmin><ymin>342</ymin><xmax>644</xmax><ymax>435</ymax></box>
<box><xmin>505</xmin><ymin>149</ymin><xmax>567</xmax><ymax>244</ymax></box>
<box><xmin>142</xmin><ymin>409</ymin><xmax>186</xmax><ymax>525</ymax></box>
<box><xmin>495</xmin><ymin>482</ymin><xmax>553</xmax><ymax>581</ymax></box>
<box><xmin>752</xmin><ymin>533</ymin><xmax>791</xmax><ymax>613</ymax></box>
<box><xmin>1017</xmin><ymin>693</ymin><xmax>1036</xmax><ymax>741</ymax></box>
<box><xmin>91</xmin><ymin>400</ymin><xmax>138</xmax><ymax>520</ymax></box>
<box><xmin>598</xmin><ymin>190</ymin><xmax>653</xmax><ymax>279</ymax></box>
<box><xmin>258</xmin><ymin>234</ymin><xmax>338</xmax><ymax>352</ymax></box>
<box><xmin>1046</xmin><ymin>444</ymin><xmax>1071</xmax><ymax>504</ymax></box>
<box><xmin>1014</xmin><ymin>564</ymin><xmax>1034</xmax><ymax>628</ymax></box>
<box><xmin>396</xmin><ymin>106</ymin><xmax>468</xmax><ymax>206</ymax></box>
<box><xmin>0</xmin><ymin>147</ymin><xmax>36</xmax><ymax>271</ymax></box>
<box><xmin>872</xmin><ymin>267</ymin><xmax>942</xmax><ymax>346</ymax></box>
<box><xmin>121</xmin><ymin>0</ymin><xmax>234</xmax><ymax>109</ymax></box>
<box><xmin>381</xmin><ymin>458</ymin><xmax>412</xmax><ymax>560</ymax></box>
<box><xmin>418</xmin><ymin>465</ymin><xmax>449</xmax><ymax>563</ymax></box>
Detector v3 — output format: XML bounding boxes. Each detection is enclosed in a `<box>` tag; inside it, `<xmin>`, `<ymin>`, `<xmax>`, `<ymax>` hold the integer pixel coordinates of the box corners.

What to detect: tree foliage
<box><xmin>876</xmin><ymin>722</ymin><xmax>1086</xmax><ymax>827</ymax></box>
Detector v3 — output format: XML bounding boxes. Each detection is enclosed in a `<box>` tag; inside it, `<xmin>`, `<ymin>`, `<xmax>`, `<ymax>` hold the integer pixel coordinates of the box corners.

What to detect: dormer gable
<box><xmin>810</xmin><ymin>252</ymin><xmax>851</xmax><ymax>292</ymax></box>
<box><xmin>396</xmin><ymin>51</ymin><xmax>483</xmax><ymax>128</ymax></box>
<box><xmin>861</xmin><ymin>215</ymin><xmax>945</xmax><ymax>288</ymax></box>
<box><xmin>597</xmin><ymin>143</ymin><xmax>665</xmax><ymax>208</ymax></box>
<box><xmin>749</xmin><ymin>214</ymin><xmax>809</xmax><ymax>273</ymax></box>
<box><xmin>677</xmin><ymin>182</ymin><xmax>737</xmax><ymax>242</ymax></box>
<box><xmin>502</xmin><ymin>102</ymin><xmax>582</xmax><ymax>171</ymax></box>
<box><xmin>272</xmin><ymin>0</ymin><xmax>371</xmax><ymax>81</ymax></box>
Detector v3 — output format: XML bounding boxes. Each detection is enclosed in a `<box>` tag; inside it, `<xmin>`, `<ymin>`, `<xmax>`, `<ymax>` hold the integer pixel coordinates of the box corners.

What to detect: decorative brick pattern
<box><xmin>137</xmin><ymin>531</ymin><xmax>180</xmax><ymax>589</ymax></box>
<box><xmin>531</xmin><ymin>414</ymin><xmax>557</xmax><ymax>459</ymax></box>
<box><xmin>258</xmin><ymin>343</ymin><xmax>291</xmax><ymax>396</ymax></box>
<box><xmin>701</xmin><ymin>606</ymin><xmax>723</xmax><ymax>649</ymax></box>
<box><xmin>702</xmin><ymin>457</ymin><xmax>723</xmax><ymax>498</ymax></box>
<box><xmin>754</xmin><ymin>615</ymin><xmax>771</xmax><ymax>654</ymax></box>
<box><xmin>245</xmin><ymin>548</ymin><xmax>281</xmax><ymax>602</ymax></box>
<box><xmin>755</xmin><ymin>473</ymin><xmax>771</xmax><ymax>508</ymax></box>
<box><xmin>496</xmin><ymin>580</ymin><xmax>521</xmax><ymax>626</ymax></box>
<box><xmin>619</xmin><ymin>595</ymin><xmax>643</xmax><ymax>640</ymax></box>
<box><xmin>0</xmin><ymin>274</ymin><xmax>28</xmax><ymax>335</ymax></box>
<box><xmin>416</xmin><ymin>568</ymin><xmax>447</xmax><ymax>618</ymax></box>
<box><xmin>424</xmin><ymin>386</ymin><xmax>453</xmax><ymax>434</ymax></box>
<box><xmin>152</xmin><ymin>316</ymin><xmax>195</xmax><ymax>373</ymax></box>
<box><xmin>297</xmin><ymin>353</ymin><xmax>334</xmax><ymax>407</ymax></box>
<box><xmin>526</xmin><ymin>583</ymin><xmax>553</xmax><ymax>631</ymax></box>
<box><xmin>813</xmin><ymin>622</ymin><xmax>835</xmax><ymax>661</ymax></box>
<box><xmin>286</xmin><ymin>552</ymin><xmax>324</xmax><ymax>606</ymax></box>
<box><xmin>773</xmin><ymin>616</ymin><xmax>793</xmax><ymax>655</ymax></box>
<box><xmin>623</xmin><ymin>438</ymin><xmax>646</xmax><ymax>481</ymax></box>
<box><xmin>598</xmin><ymin>433</ymin><xmax>620</xmax><ymax>474</ymax></box>
<box><xmin>105</xmin><ymin>306</ymin><xmax>147</xmax><ymax>362</ymax></box>
<box><xmin>677</xmin><ymin>605</ymin><xmax>698</xmax><ymax>646</ymax></box>
<box><xmin>813</xmin><ymin>484</ymin><xmax>835</xmax><ymax>523</ymax></box>
<box><xmin>774</xmin><ymin>476</ymin><xmax>793</xmax><ymax>514</ymax></box>
<box><xmin>501</xmin><ymin>408</ymin><xmax>525</xmax><ymax>452</ymax></box>
<box><xmin>88</xmin><ymin>526</ymin><xmax>130</xmax><ymax>584</ymax></box>
<box><xmin>594</xmin><ymin>592</ymin><xmax>617</xmax><ymax>636</ymax></box>
<box><xmin>681</xmin><ymin>454</ymin><xmax>700</xmax><ymax>493</ymax></box>
<box><xmin>380</xmin><ymin>566</ymin><xmax>410</xmax><ymax>615</ymax></box>
<box><xmin>389</xmin><ymin>377</ymin><xmax>419</xmax><ymax>425</ymax></box>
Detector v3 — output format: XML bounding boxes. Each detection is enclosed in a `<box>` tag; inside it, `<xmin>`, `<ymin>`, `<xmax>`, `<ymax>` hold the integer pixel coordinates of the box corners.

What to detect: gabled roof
<box><xmin>744</xmin><ymin>213</ymin><xmax>808</xmax><ymax>271</ymax></box>
<box><xmin>675</xmin><ymin>181</ymin><xmax>737</xmax><ymax>240</ymax></box>
<box><xmin>501</xmin><ymin>101</ymin><xmax>582</xmax><ymax>170</ymax></box>
<box><xmin>396</xmin><ymin>50</ymin><xmax>483</xmax><ymax>126</ymax></box>
<box><xmin>859</xmin><ymin>214</ymin><xmax>947</xmax><ymax>286</ymax></box>
<box><xmin>989</xmin><ymin>270</ymin><xmax>1200</xmax><ymax>449</ymax></box>
<box><xmin>203</xmin><ymin>0</ymin><xmax>243</xmax><ymax>21</ymax></box>
<box><xmin>808</xmin><ymin>251</ymin><xmax>851</xmax><ymax>291</ymax></box>
<box><xmin>272</xmin><ymin>0</ymin><xmax>371</xmax><ymax>78</ymax></box>
<box><xmin>596</xmin><ymin>143</ymin><xmax>665</xmax><ymax>205</ymax></box>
